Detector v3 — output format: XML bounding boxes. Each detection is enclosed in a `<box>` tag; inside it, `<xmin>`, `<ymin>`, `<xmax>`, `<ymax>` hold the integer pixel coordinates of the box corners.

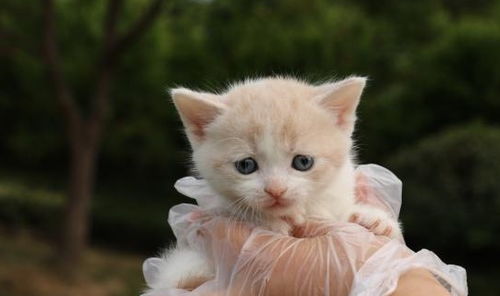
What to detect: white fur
<box><xmin>146</xmin><ymin>247</ymin><xmax>214</xmax><ymax>291</ymax></box>
<box><xmin>157</xmin><ymin>76</ymin><xmax>402</xmax><ymax>290</ymax></box>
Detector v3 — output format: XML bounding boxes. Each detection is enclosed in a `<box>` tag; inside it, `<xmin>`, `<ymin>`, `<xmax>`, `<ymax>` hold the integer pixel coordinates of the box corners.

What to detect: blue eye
<box><xmin>235</xmin><ymin>157</ymin><xmax>258</xmax><ymax>174</ymax></box>
<box><xmin>292</xmin><ymin>155</ymin><xmax>314</xmax><ymax>171</ymax></box>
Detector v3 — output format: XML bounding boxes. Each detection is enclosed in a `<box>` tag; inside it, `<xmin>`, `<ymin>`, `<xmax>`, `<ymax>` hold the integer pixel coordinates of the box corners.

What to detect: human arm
<box><xmin>142</xmin><ymin>165</ymin><xmax>466</xmax><ymax>296</ymax></box>
<box><xmin>193</xmin><ymin>217</ymin><xmax>451</xmax><ymax>296</ymax></box>
<box><xmin>392</xmin><ymin>268</ymin><xmax>451</xmax><ymax>296</ymax></box>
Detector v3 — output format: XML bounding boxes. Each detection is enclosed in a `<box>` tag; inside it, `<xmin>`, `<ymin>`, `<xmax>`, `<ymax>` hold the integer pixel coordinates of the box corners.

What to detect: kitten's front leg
<box><xmin>348</xmin><ymin>205</ymin><xmax>402</xmax><ymax>239</ymax></box>
<box><xmin>268</xmin><ymin>218</ymin><xmax>293</xmax><ymax>234</ymax></box>
<box><xmin>268</xmin><ymin>209</ymin><xmax>306</xmax><ymax>235</ymax></box>
<box><xmin>288</xmin><ymin>207</ymin><xmax>306</xmax><ymax>226</ymax></box>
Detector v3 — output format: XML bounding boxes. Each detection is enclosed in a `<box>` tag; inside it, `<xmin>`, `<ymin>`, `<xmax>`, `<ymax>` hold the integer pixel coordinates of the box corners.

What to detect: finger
<box><xmin>349</xmin><ymin>213</ymin><xmax>360</xmax><ymax>223</ymax></box>
<box><xmin>292</xmin><ymin>219</ymin><xmax>333</xmax><ymax>237</ymax></box>
<box><xmin>188</xmin><ymin>209</ymin><xmax>210</xmax><ymax>222</ymax></box>
<box><xmin>204</xmin><ymin>217</ymin><xmax>254</xmax><ymax>252</ymax></box>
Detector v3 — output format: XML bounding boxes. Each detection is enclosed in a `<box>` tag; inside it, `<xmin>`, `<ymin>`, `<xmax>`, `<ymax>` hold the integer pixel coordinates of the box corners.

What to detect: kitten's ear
<box><xmin>314</xmin><ymin>76</ymin><xmax>367</xmax><ymax>134</ymax></box>
<box><xmin>171</xmin><ymin>88</ymin><xmax>225</xmax><ymax>145</ymax></box>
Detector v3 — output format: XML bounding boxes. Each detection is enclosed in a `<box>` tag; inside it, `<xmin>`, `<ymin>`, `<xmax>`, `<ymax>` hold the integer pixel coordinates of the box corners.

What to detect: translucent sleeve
<box><xmin>141</xmin><ymin>165</ymin><xmax>468</xmax><ymax>296</ymax></box>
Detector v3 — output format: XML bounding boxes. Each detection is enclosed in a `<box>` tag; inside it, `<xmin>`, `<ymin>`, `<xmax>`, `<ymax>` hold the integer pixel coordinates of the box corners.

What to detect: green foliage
<box><xmin>2</xmin><ymin>0</ymin><xmax>500</xmax><ymax>290</ymax></box>
<box><xmin>0</xmin><ymin>175</ymin><xmax>180</xmax><ymax>252</ymax></box>
<box><xmin>388</xmin><ymin>124</ymin><xmax>500</xmax><ymax>256</ymax></box>
<box><xmin>3</xmin><ymin>0</ymin><xmax>500</xmax><ymax>171</ymax></box>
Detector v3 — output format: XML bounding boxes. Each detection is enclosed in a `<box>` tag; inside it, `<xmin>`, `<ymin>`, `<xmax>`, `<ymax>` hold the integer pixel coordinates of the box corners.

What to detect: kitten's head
<box><xmin>171</xmin><ymin>76</ymin><xmax>366</xmax><ymax>218</ymax></box>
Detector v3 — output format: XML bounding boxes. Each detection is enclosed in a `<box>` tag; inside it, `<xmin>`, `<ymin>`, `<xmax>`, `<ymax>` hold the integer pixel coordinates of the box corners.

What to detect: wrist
<box><xmin>391</xmin><ymin>268</ymin><xmax>451</xmax><ymax>296</ymax></box>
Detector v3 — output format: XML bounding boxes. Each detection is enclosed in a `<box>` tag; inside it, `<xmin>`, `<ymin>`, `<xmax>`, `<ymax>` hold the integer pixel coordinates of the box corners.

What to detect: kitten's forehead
<box><xmin>209</xmin><ymin>78</ymin><xmax>340</xmax><ymax>157</ymax></box>
<box><xmin>222</xmin><ymin>77</ymin><xmax>315</xmax><ymax>106</ymax></box>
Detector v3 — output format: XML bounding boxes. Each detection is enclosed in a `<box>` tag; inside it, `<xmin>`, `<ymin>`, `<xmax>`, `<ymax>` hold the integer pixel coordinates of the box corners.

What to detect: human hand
<box><xmin>186</xmin><ymin>214</ymin><xmax>456</xmax><ymax>296</ymax></box>
<box><xmin>185</xmin><ymin>215</ymin><xmax>391</xmax><ymax>296</ymax></box>
<box><xmin>173</xmin><ymin>164</ymin><xmax>456</xmax><ymax>295</ymax></box>
<box><xmin>142</xmin><ymin>165</ymin><xmax>466</xmax><ymax>296</ymax></box>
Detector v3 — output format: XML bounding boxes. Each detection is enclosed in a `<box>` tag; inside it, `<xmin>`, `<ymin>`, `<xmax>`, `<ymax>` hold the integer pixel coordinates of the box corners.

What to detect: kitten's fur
<box><xmin>156</xmin><ymin>76</ymin><xmax>401</xmax><ymax>290</ymax></box>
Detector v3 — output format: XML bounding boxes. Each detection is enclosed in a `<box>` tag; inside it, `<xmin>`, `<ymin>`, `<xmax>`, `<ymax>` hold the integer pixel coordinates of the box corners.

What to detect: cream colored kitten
<box><xmin>156</xmin><ymin>76</ymin><xmax>401</xmax><ymax>290</ymax></box>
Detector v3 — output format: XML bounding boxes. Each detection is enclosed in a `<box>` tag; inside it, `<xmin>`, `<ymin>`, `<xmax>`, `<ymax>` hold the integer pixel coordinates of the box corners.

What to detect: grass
<box><xmin>0</xmin><ymin>229</ymin><xmax>146</xmax><ymax>296</ymax></box>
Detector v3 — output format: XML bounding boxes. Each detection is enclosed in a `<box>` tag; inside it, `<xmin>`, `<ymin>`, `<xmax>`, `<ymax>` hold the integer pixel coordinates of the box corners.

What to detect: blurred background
<box><xmin>1</xmin><ymin>0</ymin><xmax>500</xmax><ymax>295</ymax></box>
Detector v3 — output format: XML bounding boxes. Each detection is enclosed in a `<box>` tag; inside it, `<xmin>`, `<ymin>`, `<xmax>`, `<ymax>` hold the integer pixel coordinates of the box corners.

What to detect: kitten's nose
<box><xmin>264</xmin><ymin>186</ymin><xmax>287</xmax><ymax>199</ymax></box>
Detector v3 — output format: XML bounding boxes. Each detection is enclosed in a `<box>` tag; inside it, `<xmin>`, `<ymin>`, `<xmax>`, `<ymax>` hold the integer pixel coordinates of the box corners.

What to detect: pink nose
<box><xmin>264</xmin><ymin>186</ymin><xmax>287</xmax><ymax>199</ymax></box>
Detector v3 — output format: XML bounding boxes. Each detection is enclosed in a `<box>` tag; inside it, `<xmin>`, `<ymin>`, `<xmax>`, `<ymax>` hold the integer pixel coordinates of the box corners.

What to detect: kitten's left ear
<box><xmin>171</xmin><ymin>88</ymin><xmax>225</xmax><ymax>146</ymax></box>
<box><xmin>314</xmin><ymin>76</ymin><xmax>367</xmax><ymax>134</ymax></box>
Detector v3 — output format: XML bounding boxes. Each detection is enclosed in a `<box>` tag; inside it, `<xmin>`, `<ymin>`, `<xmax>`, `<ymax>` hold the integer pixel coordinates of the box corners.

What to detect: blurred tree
<box><xmin>1</xmin><ymin>1</ymin><xmax>500</xmax><ymax>283</ymax></box>
<box><xmin>40</xmin><ymin>0</ymin><xmax>164</xmax><ymax>271</ymax></box>
<box><xmin>388</xmin><ymin>123</ymin><xmax>500</xmax><ymax>262</ymax></box>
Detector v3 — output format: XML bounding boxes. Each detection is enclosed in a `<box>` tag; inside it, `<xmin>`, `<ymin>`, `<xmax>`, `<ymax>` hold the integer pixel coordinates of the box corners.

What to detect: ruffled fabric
<box><xmin>351</xmin><ymin>240</ymin><xmax>467</xmax><ymax>296</ymax></box>
<box><xmin>142</xmin><ymin>164</ymin><xmax>468</xmax><ymax>296</ymax></box>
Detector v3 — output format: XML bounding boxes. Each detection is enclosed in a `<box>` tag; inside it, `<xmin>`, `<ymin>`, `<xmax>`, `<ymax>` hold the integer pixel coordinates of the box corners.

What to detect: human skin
<box><xmin>392</xmin><ymin>268</ymin><xmax>451</xmax><ymax>296</ymax></box>
<box><xmin>196</xmin><ymin>218</ymin><xmax>450</xmax><ymax>296</ymax></box>
<box><xmin>188</xmin><ymin>170</ymin><xmax>451</xmax><ymax>296</ymax></box>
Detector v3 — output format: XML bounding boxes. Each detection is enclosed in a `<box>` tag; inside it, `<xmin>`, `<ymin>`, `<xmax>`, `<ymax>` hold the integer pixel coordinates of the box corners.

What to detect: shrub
<box><xmin>387</xmin><ymin>123</ymin><xmax>500</xmax><ymax>259</ymax></box>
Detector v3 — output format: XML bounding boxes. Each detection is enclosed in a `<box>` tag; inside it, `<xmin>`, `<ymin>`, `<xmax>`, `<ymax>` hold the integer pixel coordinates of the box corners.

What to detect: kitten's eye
<box><xmin>235</xmin><ymin>157</ymin><xmax>258</xmax><ymax>175</ymax></box>
<box><xmin>292</xmin><ymin>155</ymin><xmax>314</xmax><ymax>171</ymax></box>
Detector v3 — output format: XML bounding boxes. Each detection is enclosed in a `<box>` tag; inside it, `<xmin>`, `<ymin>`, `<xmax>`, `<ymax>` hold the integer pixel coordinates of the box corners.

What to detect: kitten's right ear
<box><xmin>171</xmin><ymin>88</ymin><xmax>225</xmax><ymax>145</ymax></box>
<box><xmin>314</xmin><ymin>77</ymin><xmax>367</xmax><ymax>134</ymax></box>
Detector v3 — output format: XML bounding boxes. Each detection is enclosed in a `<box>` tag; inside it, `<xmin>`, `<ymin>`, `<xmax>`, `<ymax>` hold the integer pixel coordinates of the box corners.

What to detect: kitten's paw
<box><xmin>349</xmin><ymin>207</ymin><xmax>401</xmax><ymax>239</ymax></box>
<box><xmin>282</xmin><ymin>213</ymin><xmax>306</xmax><ymax>226</ymax></box>
<box><xmin>291</xmin><ymin>214</ymin><xmax>306</xmax><ymax>226</ymax></box>
<box><xmin>269</xmin><ymin>219</ymin><xmax>292</xmax><ymax>234</ymax></box>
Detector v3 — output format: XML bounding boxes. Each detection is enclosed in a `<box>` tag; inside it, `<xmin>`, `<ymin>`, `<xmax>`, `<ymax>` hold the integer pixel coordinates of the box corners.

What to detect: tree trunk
<box><xmin>41</xmin><ymin>0</ymin><xmax>164</xmax><ymax>273</ymax></box>
<box><xmin>58</xmin><ymin>67</ymin><xmax>110</xmax><ymax>273</ymax></box>
<box><xmin>59</xmin><ymin>132</ymin><xmax>98</xmax><ymax>271</ymax></box>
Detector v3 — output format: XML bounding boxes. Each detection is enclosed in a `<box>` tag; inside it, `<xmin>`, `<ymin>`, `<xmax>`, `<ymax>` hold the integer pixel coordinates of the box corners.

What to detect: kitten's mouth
<box><xmin>263</xmin><ymin>198</ymin><xmax>293</xmax><ymax>210</ymax></box>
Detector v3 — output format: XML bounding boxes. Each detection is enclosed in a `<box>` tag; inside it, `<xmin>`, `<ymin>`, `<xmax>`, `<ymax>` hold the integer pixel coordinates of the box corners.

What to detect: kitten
<box><xmin>155</xmin><ymin>76</ymin><xmax>401</xmax><ymax>290</ymax></box>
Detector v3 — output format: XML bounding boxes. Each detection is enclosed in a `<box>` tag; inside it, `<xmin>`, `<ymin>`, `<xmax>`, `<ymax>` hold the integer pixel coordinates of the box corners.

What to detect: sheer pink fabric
<box><xmin>142</xmin><ymin>164</ymin><xmax>467</xmax><ymax>296</ymax></box>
